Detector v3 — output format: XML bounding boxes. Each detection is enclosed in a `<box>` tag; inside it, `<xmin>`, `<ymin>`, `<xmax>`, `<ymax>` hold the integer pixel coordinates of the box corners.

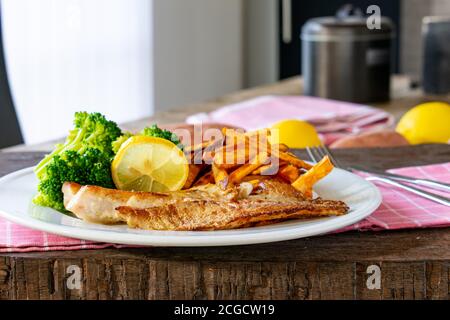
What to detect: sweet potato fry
<box><xmin>212</xmin><ymin>163</ymin><xmax>229</xmax><ymax>190</ymax></box>
<box><xmin>213</xmin><ymin>140</ymin><xmax>248</xmax><ymax>168</ymax></box>
<box><xmin>183</xmin><ymin>164</ymin><xmax>203</xmax><ymax>189</ymax></box>
<box><xmin>270</xmin><ymin>143</ymin><xmax>289</xmax><ymax>153</ymax></box>
<box><xmin>291</xmin><ymin>156</ymin><xmax>334</xmax><ymax>199</ymax></box>
<box><xmin>251</xmin><ymin>164</ymin><xmax>272</xmax><ymax>175</ymax></box>
<box><xmin>277</xmin><ymin>164</ymin><xmax>300</xmax><ymax>183</ymax></box>
<box><xmin>183</xmin><ymin>141</ymin><xmax>209</xmax><ymax>154</ymax></box>
<box><xmin>225</xmin><ymin>128</ymin><xmax>271</xmax><ymax>157</ymax></box>
<box><xmin>193</xmin><ymin>171</ymin><xmax>214</xmax><ymax>186</ymax></box>
<box><xmin>228</xmin><ymin>152</ymin><xmax>270</xmax><ymax>184</ymax></box>
<box><xmin>199</xmin><ymin>138</ymin><xmax>224</xmax><ymax>165</ymax></box>
<box><xmin>276</xmin><ymin>151</ymin><xmax>313</xmax><ymax>170</ymax></box>
<box><xmin>242</xmin><ymin>175</ymin><xmax>272</xmax><ymax>182</ymax></box>
<box><xmin>250</xmin><ymin>158</ymin><xmax>288</xmax><ymax>175</ymax></box>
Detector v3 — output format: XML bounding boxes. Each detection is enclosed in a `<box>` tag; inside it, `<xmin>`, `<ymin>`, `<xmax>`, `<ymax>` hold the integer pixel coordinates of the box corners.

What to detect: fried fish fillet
<box><xmin>62</xmin><ymin>181</ymin><xmax>239</xmax><ymax>224</ymax></box>
<box><xmin>63</xmin><ymin>180</ymin><xmax>349</xmax><ymax>230</ymax></box>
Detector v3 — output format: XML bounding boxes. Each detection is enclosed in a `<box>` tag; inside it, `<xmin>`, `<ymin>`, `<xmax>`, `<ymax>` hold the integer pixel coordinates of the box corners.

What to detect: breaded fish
<box><xmin>63</xmin><ymin>180</ymin><xmax>349</xmax><ymax>230</ymax></box>
<box><xmin>63</xmin><ymin>181</ymin><xmax>239</xmax><ymax>224</ymax></box>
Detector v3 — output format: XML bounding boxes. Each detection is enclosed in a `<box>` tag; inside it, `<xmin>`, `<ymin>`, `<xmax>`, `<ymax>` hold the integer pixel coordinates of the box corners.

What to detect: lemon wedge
<box><xmin>396</xmin><ymin>102</ymin><xmax>450</xmax><ymax>144</ymax></box>
<box><xmin>111</xmin><ymin>136</ymin><xmax>188</xmax><ymax>192</ymax></box>
<box><xmin>270</xmin><ymin>119</ymin><xmax>321</xmax><ymax>148</ymax></box>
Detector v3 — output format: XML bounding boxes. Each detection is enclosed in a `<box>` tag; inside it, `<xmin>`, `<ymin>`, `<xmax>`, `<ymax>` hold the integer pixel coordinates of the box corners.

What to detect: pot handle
<box><xmin>336</xmin><ymin>4</ymin><xmax>363</xmax><ymax>19</ymax></box>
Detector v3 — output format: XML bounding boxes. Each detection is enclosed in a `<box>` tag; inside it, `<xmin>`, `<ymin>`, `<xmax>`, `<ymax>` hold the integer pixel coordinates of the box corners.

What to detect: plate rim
<box><xmin>0</xmin><ymin>166</ymin><xmax>382</xmax><ymax>247</ymax></box>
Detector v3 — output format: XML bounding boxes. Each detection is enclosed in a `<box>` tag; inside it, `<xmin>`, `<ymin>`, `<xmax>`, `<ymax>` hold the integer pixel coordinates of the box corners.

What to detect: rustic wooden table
<box><xmin>1</xmin><ymin>76</ymin><xmax>449</xmax><ymax>300</ymax></box>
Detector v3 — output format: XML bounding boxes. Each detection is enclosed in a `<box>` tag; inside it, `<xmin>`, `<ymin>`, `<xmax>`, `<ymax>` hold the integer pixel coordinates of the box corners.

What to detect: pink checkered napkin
<box><xmin>340</xmin><ymin>162</ymin><xmax>450</xmax><ymax>232</ymax></box>
<box><xmin>0</xmin><ymin>163</ymin><xmax>449</xmax><ymax>252</ymax></box>
<box><xmin>186</xmin><ymin>95</ymin><xmax>394</xmax><ymax>145</ymax></box>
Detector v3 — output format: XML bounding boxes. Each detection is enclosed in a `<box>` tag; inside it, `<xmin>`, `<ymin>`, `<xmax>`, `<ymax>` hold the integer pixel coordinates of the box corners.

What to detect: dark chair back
<box><xmin>0</xmin><ymin>4</ymin><xmax>23</xmax><ymax>148</ymax></box>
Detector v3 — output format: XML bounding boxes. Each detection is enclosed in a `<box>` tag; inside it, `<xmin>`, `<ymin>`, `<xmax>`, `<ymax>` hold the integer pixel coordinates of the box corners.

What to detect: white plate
<box><xmin>0</xmin><ymin>167</ymin><xmax>381</xmax><ymax>246</ymax></box>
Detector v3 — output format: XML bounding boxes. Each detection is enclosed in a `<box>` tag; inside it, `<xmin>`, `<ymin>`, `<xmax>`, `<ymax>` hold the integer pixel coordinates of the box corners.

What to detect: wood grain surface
<box><xmin>0</xmin><ymin>144</ymin><xmax>449</xmax><ymax>300</ymax></box>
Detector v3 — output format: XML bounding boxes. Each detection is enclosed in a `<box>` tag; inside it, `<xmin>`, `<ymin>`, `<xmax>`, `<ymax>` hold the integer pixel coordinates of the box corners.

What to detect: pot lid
<box><xmin>301</xmin><ymin>4</ymin><xmax>395</xmax><ymax>41</ymax></box>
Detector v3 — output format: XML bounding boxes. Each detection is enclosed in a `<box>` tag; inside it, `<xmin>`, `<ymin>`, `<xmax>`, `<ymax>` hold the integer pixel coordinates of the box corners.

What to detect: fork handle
<box><xmin>366</xmin><ymin>176</ymin><xmax>450</xmax><ymax>207</ymax></box>
<box><xmin>350</xmin><ymin>165</ymin><xmax>450</xmax><ymax>192</ymax></box>
<box><xmin>413</xmin><ymin>179</ymin><xmax>450</xmax><ymax>192</ymax></box>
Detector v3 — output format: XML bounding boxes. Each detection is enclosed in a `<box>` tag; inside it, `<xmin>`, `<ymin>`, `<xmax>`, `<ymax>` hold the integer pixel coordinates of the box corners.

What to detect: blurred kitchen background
<box><xmin>0</xmin><ymin>0</ymin><xmax>449</xmax><ymax>147</ymax></box>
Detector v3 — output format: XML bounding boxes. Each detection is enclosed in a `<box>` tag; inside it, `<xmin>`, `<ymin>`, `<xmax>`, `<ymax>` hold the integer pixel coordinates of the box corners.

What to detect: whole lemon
<box><xmin>396</xmin><ymin>102</ymin><xmax>450</xmax><ymax>144</ymax></box>
<box><xmin>270</xmin><ymin>119</ymin><xmax>321</xmax><ymax>148</ymax></box>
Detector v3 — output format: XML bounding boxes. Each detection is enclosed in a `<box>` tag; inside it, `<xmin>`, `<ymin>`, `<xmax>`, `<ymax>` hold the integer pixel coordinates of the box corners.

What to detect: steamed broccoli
<box><xmin>33</xmin><ymin>112</ymin><xmax>122</xmax><ymax>211</ymax></box>
<box><xmin>111</xmin><ymin>125</ymin><xmax>183</xmax><ymax>153</ymax></box>
<box><xmin>141</xmin><ymin>125</ymin><xmax>182</xmax><ymax>147</ymax></box>
<box><xmin>111</xmin><ymin>131</ymin><xmax>133</xmax><ymax>154</ymax></box>
<box><xmin>35</xmin><ymin>112</ymin><xmax>121</xmax><ymax>178</ymax></box>
<box><xmin>33</xmin><ymin>149</ymin><xmax>115</xmax><ymax>211</ymax></box>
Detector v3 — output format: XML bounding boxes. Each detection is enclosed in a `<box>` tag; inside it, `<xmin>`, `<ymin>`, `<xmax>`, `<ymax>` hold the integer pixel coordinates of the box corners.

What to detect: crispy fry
<box><xmin>193</xmin><ymin>171</ymin><xmax>214</xmax><ymax>186</ymax></box>
<box><xmin>213</xmin><ymin>140</ymin><xmax>248</xmax><ymax>168</ymax></box>
<box><xmin>277</xmin><ymin>164</ymin><xmax>300</xmax><ymax>183</ymax></box>
<box><xmin>212</xmin><ymin>163</ymin><xmax>229</xmax><ymax>190</ymax></box>
<box><xmin>183</xmin><ymin>164</ymin><xmax>203</xmax><ymax>189</ymax></box>
<box><xmin>242</xmin><ymin>175</ymin><xmax>272</xmax><ymax>182</ymax></box>
<box><xmin>228</xmin><ymin>152</ymin><xmax>270</xmax><ymax>184</ymax></box>
<box><xmin>183</xmin><ymin>141</ymin><xmax>209</xmax><ymax>154</ymax></box>
<box><xmin>291</xmin><ymin>156</ymin><xmax>334</xmax><ymax>198</ymax></box>
<box><xmin>227</xmin><ymin>141</ymin><xmax>248</xmax><ymax>164</ymax></box>
<box><xmin>251</xmin><ymin>164</ymin><xmax>271</xmax><ymax>175</ymax></box>
<box><xmin>250</xmin><ymin>158</ymin><xmax>288</xmax><ymax>175</ymax></box>
<box><xmin>199</xmin><ymin>138</ymin><xmax>224</xmax><ymax>165</ymax></box>
<box><xmin>243</xmin><ymin>179</ymin><xmax>261</xmax><ymax>188</ymax></box>
<box><xmin>202</xmin><ymin>150</ymin><xmax>215</xmax><ymax>164</ymax></box>
<box><xmin>276</xmin><ymin>151</ymin><xmax>313</xmax><ymax>170</ymax></box>
<box><xmin>214</xmin><ymin>129</ymin><xmax>272</xmax><ymax>168</ymax></box>
<box><xmin>186</xmin><ymin>129</ymin><xmax>321</xmax><ymax>192</ymax></box>
<box><xmin>270</xmin><ymin>143</ymin><xmax>289</xmax><ymax>153</ymax></box>
<box><xmin>222</xmin><ymin>127</ymin><xmax>246</xmax><ymax>141</ymax></box>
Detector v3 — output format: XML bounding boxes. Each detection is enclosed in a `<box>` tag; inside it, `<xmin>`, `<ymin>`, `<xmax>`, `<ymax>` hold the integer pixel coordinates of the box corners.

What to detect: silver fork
<box><xmin>306</xmin><ymin>145</ymin><xmax>450</xmax><ymax>207</ymax></box>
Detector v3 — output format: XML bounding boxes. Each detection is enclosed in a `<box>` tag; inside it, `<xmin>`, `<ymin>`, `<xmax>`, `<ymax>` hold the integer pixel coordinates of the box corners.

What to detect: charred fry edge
<box><xmin>212</xmin><ymin>163</ymin><xmax>229</xmax><ymax>190</ymax></box>
<box><xmin>291</xmin><ymin>155</ymin><xmax>334</xmax><ymax>199</ymax></box>
<box><xmin>228</xmin><ymin>152</ymin><xmax>270</xmax><ymax>185</ymax></box>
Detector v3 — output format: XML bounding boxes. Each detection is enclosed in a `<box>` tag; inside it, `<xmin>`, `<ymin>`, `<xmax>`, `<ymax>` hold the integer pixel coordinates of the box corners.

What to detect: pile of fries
<box><xmin>182</xmin><ymin>128</ymin><xmax>334</xmax><ymax>199</ymax></box>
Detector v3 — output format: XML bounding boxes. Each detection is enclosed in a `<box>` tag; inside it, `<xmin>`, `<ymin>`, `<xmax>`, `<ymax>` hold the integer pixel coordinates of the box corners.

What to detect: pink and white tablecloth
<box><xmin>1</xmin><ymin>162</ymin><xmax>449</xmax><ymax>252</ymax></box>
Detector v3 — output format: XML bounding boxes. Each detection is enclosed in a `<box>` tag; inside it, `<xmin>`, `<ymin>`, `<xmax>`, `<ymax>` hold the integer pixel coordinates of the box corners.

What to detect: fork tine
<box><xmin>309</xmin><ymin>147</ymin><xmax>321</xmax><ymax>163</ymax></box>
<box><xmin>306</xmin><ymin>147</ymin><xmax>319</xmax><ymax>163</ymax></box>
<box><xmin>314</xmin><ymin>145</ymin><xmax>327</xmax><ymax>159</ymax></box>
<box><xmin>321</xmin><ymin>145</ymin><xmax>344</xmax><ymax>168</ymax></box>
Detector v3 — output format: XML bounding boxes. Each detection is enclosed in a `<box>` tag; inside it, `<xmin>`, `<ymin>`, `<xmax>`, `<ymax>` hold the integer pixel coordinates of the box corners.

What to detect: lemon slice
<box><xmin>111</xmin><ymin>136</ymin><xmax>188</xmax><ymax>192</ymax></box>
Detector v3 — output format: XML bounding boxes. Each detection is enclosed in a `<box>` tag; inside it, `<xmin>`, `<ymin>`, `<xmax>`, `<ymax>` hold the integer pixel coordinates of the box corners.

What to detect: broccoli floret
<box><xmin>111</xmin><ymin>126</ymin><xmax>182</xmax><ymax>154</ymax></box>
<box><xmin>141</xmin><ymin>125</ymin><xmax>182</xmax><ymax>148</ymax></box>
<box><xmin>111</xmin><ymin>131</ymin><xmax>133</xmax><ymax>154</ymax></box>
<box><xmin>35</xmin><ymin>112</ymin><xmax>121</xmax><ymax>178</ymax></box>
<box><xmin>33</xmin><ymin>112</ymin><xmax>122</xmax><ymax>211</ymax></box>
<box><xmin>33</xmin><ymin>148</ymin><xmax>115</xmax><ymax>211</ymax></box>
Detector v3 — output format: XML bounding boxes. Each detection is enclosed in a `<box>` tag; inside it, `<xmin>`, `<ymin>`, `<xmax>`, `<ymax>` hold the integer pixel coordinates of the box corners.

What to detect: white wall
<box><xmin>244</xmin><ymin>0</ymin><xmax>278</xmax><ymax>87</ymax></box>
<box><xmin>153</xmin><ymin>0</ymin><xmax>244</xmax><ymax>111</ymax></box>
<box><xmin>2</xmin><ymin>0</ymin><xmax>153</xmax><ymax>144</ymax></box>
<box><xmin>2</xmin><ymin>0</ymin><xmax>247</xmax><ymax>144</ymax></box>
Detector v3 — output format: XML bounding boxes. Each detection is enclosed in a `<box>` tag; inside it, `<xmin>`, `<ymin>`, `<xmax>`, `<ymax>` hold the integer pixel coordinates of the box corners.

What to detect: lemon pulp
<box><xmin>111</xmin><ymin>136</ymin><xmax>188</xmax><ymax>192</ymax></box>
